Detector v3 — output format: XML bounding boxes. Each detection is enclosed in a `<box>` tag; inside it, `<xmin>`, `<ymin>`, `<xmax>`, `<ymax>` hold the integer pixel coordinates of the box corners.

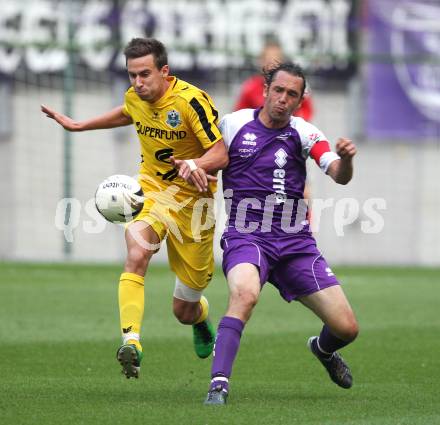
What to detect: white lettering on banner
<box><xmin>0</xmin><ymin>3</ymin><xmax>22</xmax><ymax>73</ymax></box>
<box><xmin>280</xmin><ymin>0</ymin><xmax>351</xmax><ymax>68</ymax></box>
<box><xmin>23</xmin><ymin>1</ymin><xmax>68</xmax><ymax>73</ymax></box>
<box><xmin>77</xmin><ymin>1</ymin><xmax>114</xmax><ymax>71</ymax></box>
<box><xmin>0</xmin><ymin>0</ymin><xmax>353</xmax><ymax>74</ymax></box>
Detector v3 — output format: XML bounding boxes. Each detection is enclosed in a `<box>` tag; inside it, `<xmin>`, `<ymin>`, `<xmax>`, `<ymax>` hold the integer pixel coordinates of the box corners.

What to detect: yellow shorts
<box><xmin>131</xmin><ymin>195</ymin><xmax>215</xmax><ymax>291</ymax></box>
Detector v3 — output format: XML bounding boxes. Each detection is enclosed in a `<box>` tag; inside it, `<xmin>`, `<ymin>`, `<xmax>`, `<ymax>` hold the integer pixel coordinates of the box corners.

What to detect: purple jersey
<box><xmin>220</xmin><ymin>108</ymin><xmax>339</xmax><ymax>239</ymax></box>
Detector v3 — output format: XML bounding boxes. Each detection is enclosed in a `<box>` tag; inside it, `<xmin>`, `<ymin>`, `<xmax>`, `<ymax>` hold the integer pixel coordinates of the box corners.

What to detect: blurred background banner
<box><xmin>365</xmin><ymin>0</ymin><xmax>440</xmax><ymax>140</ymax></box>
<box><xmin>0</xmin><ymin>0</ymin><xmax>357</xmax><ymax>78</ymax></box>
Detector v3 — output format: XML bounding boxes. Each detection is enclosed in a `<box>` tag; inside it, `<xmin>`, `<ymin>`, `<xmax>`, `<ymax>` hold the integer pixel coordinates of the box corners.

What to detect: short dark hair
<box><xmin>263</xmin><ymin>62</ymin><xmax>307</xmax><ymax>97</ymax></box>
<box><xmin>123</xmin><ymin>38</ymin><xmax>168</xmax><ymax>69</ymax></box>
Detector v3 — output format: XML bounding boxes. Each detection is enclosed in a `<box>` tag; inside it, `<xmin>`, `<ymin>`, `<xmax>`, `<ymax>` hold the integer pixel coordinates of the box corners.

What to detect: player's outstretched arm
<box><xmin>327</xmin><ymin>138</ymin><xmax>356</xmax><ymax>185</ymax></box>
<box><xmin>41</xmin><ymin>105</ymin><xmax>132</xmax><ymax>132</ymax></box>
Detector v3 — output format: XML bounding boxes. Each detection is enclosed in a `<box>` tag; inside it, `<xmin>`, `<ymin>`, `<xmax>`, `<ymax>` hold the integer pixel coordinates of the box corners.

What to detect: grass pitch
<box><xmin>0</xmin><ymin>262</ymin><xmax>439</xmax><ymax>425</ymax></box>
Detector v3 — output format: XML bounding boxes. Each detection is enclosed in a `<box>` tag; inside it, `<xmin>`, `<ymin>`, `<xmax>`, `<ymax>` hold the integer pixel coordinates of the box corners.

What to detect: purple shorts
<box><xmin>221</xmin><ymin>233</ymin><xmax>339</xmax><ymax>302</ymax></box>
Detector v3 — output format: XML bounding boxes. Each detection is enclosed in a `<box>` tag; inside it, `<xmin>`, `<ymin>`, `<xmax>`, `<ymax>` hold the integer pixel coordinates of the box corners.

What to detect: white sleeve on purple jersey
<box><xmin>219</xmin><ymin>109</ymin><xmax>255</xmax><ymax>150</ymax></box>
<box><xmin>290</xmin><ymin>116</ymin><xmax>340</xmax><ymax>173</ymax></box>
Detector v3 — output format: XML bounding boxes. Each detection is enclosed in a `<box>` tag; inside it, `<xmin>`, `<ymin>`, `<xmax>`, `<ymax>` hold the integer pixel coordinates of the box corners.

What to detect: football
<box><xmin>95</xmin><ymin>174</ymin><xmax>144</xmax><ymax>223</ymax></box>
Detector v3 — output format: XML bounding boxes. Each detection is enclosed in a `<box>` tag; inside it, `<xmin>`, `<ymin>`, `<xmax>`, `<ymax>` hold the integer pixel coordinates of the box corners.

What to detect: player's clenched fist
<box><xmin>335</xmin><ymin>138</ymin><xmax>356</xmax><ymax>159</ymax></box>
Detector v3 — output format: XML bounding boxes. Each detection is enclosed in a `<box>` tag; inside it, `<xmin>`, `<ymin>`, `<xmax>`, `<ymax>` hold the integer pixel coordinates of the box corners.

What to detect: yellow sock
<box><xmin>119</xmin><ymin>272</ymin><xmax>144</xmax><ymax>352</ymax></box>
<box><xmin>194</xmin><ymin>295</ymin><xmax>209</xmax><ymax>324</ymax></box>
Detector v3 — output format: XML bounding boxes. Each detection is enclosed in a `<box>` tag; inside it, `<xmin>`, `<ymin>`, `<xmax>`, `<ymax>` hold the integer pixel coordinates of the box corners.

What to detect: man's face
<box><xmin>263</xmin><ymin>71</ymin><xmax>304</xmax><ymax>124</ymax></box>
<box><xmin>127</xmin><ymin>54</ymin><xmax>169</xmax><ymax>102</ymax></box>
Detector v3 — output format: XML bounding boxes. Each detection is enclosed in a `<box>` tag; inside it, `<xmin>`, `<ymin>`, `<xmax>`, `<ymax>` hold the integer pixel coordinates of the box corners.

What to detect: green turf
<box><xmin>0</xmin><ymin>263</ymin><xmax>439</xmax><ymax>424</ymax></box>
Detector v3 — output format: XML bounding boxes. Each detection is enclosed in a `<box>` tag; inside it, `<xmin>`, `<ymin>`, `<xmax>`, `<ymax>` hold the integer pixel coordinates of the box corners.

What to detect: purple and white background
<box><xmin>365</xmin><ymin>0</ymin><xmax>440</xmax><ymax>140</ymax></box>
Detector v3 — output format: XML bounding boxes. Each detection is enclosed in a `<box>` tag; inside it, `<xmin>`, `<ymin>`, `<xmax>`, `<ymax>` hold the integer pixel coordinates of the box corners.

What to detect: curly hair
<box><xmin>263</xmin><ymin>62</ymin><xmax>307</xmax><ymax>97</ymax></box>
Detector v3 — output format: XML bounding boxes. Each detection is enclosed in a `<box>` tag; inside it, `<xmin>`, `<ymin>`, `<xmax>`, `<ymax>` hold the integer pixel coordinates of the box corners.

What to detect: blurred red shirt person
<box><xmin>234</xmin><ymin>42</ymin><xmax>314</xmax><ymax>121</ymax></box>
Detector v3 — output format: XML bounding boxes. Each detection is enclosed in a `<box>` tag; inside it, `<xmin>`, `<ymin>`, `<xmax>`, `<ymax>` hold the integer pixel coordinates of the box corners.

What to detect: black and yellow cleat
<box><xmin>116</xmin><ymin>344</ymin><xmax>143</xmax><ymax>379</ymax></box>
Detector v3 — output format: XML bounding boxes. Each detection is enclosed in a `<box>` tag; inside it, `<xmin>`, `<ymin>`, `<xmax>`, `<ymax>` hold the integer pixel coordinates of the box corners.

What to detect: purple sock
<box><xmin>317</xmin><ymin>325</ymin><xmax>351</xmax><ymax>356</ymax></box>
<box><xmin>210</xmin><ymin>316</ymin><xmax>244</xmax><ymax>389</ymax></box>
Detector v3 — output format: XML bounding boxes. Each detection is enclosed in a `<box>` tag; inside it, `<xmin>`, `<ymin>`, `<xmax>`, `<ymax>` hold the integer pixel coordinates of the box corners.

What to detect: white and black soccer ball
<box><xmin>95</xmin><ymin>175</ymin><xmax>144</xmax><ymax>223</ymax></box>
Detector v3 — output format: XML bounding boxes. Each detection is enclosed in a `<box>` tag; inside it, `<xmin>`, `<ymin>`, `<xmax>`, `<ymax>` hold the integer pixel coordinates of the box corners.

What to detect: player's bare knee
<box><xmin>338</xmin><ymin>318</ymin><xmax>359</xmax><ymax>342</ymax></box>
<box><xmin>348</xmin><ymin>319</ymin><xmax>359</xmax><ymax>341</ymax></box>
<box><xmin>230</xmin><ymin>289</ymin><xmax>259</xmax><ymax>313</ymax></box>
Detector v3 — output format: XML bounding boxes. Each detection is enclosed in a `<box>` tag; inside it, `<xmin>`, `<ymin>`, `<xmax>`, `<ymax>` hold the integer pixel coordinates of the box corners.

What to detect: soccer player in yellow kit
<box><xmin>41</xmin><ymin>38</ymin><xmax>229</xmax><ymax>379</ymax></box>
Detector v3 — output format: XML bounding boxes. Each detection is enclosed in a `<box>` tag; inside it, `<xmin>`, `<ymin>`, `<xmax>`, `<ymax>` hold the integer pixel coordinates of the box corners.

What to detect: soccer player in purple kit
<box><xmin>204</xmin><ymin>62</ymin><xmax>359</xmax><ymax>405</ymax></box>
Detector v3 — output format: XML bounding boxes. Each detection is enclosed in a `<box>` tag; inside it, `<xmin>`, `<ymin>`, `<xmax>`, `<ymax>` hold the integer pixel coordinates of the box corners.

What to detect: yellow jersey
<box><xmin>122</xmin><ymin>76</ymin><xmax>222</xmax><ymax>206</ymax></box>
